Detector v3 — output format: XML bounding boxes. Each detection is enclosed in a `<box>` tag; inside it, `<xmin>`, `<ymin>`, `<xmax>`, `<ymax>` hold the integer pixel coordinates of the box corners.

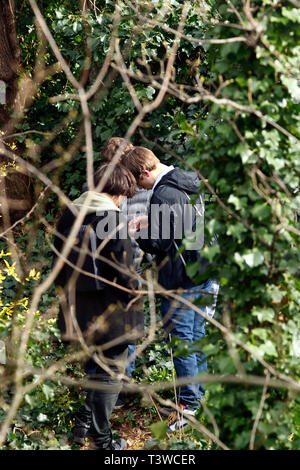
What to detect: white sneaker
<box><xmin>167</xmin><ymin>406</ymin><xmax>196</xmax><ymax>432</ymax></box>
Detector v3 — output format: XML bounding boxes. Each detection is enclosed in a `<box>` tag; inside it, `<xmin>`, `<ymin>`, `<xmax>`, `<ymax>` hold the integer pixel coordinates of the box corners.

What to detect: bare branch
<box><xmin>124</xmin><ymin>0</ymin><xmax>248</xmax><ymax>45</ymax></box>
<box><xmin>249</xmin><ymin>373</ymin><xmax>270</xmax><ymax>450</ymax></box>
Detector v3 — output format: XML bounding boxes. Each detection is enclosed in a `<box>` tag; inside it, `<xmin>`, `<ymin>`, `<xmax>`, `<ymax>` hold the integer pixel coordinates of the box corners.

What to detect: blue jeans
<box><xmin>161</xmin><ymin>279</ymin><xmax>218</xmax><ymax>410</ymax></box>
<box><xmin>126</xmin><ymin>344</ymin><xmax>136</xmax><ymax>377</ymax></box>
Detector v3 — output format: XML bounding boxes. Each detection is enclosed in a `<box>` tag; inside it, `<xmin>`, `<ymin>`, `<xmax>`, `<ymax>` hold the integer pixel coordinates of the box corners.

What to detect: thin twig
<box><xmin>249</xmin><ymin>372</ymin><xmax>270</xmax><ymax>450</ymax></box>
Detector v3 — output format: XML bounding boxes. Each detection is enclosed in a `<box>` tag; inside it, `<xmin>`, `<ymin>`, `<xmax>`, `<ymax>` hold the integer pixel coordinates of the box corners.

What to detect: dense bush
<box><xmin>0</xmin><ymin>0</ymin><xmax>299</xmax><ymax>450</ymax></box>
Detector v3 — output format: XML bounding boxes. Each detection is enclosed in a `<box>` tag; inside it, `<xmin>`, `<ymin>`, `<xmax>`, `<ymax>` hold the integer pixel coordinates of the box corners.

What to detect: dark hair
<box><xmin>121</xmin><ymin>146</ymin><xmax>160</xmax><ymax>182</ymax></box>
<box><xmin>94</xmin><ymin>164</ymin><xmax>136</xmax><ymax>198</ymax></box>
<box><xmin>101</xmin><ymin>137</ymin><xmax>134</xmax><ymax>163</ymax></box>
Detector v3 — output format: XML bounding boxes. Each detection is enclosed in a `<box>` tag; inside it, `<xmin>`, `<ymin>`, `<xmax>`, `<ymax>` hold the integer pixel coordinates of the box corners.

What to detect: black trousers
<box><xmin>76</xmin><ymin>345</ymin><xmax>128</xmax><ymax>449</ymax></box>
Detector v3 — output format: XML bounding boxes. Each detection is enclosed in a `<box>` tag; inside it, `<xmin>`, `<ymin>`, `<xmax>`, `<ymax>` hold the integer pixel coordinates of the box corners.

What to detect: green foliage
<box><xmin>0</xmin><ymin>0</ymin><xmax>299</xmax><ymax>451</ymax></box>
<box><xmin>150</xmin><ymin>420</ymin><xmax>168</xmax><ymax>440</ymax></box>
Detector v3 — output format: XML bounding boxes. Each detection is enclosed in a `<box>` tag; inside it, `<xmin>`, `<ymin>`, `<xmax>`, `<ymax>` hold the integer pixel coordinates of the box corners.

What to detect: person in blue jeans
<box><xmin>122</xmin><ymin>147</ymin><xmax>219</xmax><ymax>431</ymax></box>
<box><xmin>126</xmin><ymin>344</ymin><xmax>137</xmax><ymax>377</ymax></box>
<box><xmin>161</xmin><ymin>280</ymin><xmax>219</xmax><ymax>424</ymax></box>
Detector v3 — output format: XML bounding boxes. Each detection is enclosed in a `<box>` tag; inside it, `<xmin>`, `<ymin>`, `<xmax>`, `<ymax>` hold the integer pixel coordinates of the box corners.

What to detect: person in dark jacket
<box><xmin>100</xmin><ymin>137</ymin><xmax>152</xmax><ymax>270</ymax></box>
<box><xmin>99</xmin><ymin>137</ymin><xmax>152</xmax><ymax>408</ymax></box>
<box><xmin>79</xmin><ymin>137</ymin><xmax>149</xmax><ymax>388</ymax></box>
<box><xmin>53</xmin><ymin>164</ymin><xmax>143</xmax><ymax>450</ymax></box>
<box><xmin>122</xmin><ymin>147</ymin><xmax>219</xmax><ymax>432</ymax></box>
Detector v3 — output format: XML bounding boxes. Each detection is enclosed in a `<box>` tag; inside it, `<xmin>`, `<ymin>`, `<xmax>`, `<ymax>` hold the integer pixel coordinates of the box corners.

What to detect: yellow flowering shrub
<box><xmin>0</xmin><ymin>251</ymin><xmax>41</xmax><ymax>326</ymax></box>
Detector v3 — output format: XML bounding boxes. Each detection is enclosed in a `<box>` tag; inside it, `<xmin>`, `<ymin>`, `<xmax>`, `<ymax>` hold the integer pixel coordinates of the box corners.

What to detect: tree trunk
<box><xmin>0</xmin><ymin>0</ymin><xmax>20</xmax><ymax>132</ymax></box>
<box><xmin>0</xmin><ymin>0</ymin><xmax>32</xmax><ymax>221</ymax></box>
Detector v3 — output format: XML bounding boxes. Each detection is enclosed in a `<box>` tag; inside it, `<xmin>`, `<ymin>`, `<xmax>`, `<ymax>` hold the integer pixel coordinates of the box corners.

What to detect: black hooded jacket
<box><xmin>137</xmin><ymin>168</ymin><xmax>209</xmax><ymax>290</ymax></box>
<box><xmin>53</xmin><ymin>208</ymin><xmax>143</xmax><ymax>346</ymax></box>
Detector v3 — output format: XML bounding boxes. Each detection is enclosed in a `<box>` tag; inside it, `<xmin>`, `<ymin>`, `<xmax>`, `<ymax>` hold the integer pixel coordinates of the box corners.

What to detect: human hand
<box><xmin>128</xmin><ymin>215</ymin><xmax>149</xmax><ymax>235</ymax></box>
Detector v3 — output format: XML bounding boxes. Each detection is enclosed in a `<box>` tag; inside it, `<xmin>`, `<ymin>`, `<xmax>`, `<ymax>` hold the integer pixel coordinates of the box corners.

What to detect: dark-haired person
<box><xmin>100</xmin><ymin>137</ymin><xmax>152</xmax><ymax>269</ymax></box>
<box><xmin>99</xmin><ymin>138</ymin><xmax>152</xmax><ymax>408</ymax></box>
<box><xmin>53</xmin><ymin>164</ymin><xmax>143</xmax><ymax>450</ymax></box>
<box><xmin>122</xmin><ymin>146</ymin><xmax>219</xmax><ymax>432</ymax></box>
<box><xmin>100</xmin><ymin>136</ymin><xmax>134</xmax><ymax>164</ymax></box>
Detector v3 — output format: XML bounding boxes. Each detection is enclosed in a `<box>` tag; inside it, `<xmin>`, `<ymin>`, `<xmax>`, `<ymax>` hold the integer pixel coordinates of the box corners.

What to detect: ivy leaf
<box><xmin>228</xmin><ymin>195</ymin><xmax>243</xmax><ymax>211</ymax></box>
<box><xmin>281</xmin><ymin>76</ymin><xmax>300</xmax><ymax>101</ymax></box>
<box><xmin>261</xmin><ymin>340</ymin><xmax>278</xmax><ymax>357</ymax></box>
<box><xmin>252</xmin><ymin>307</ymin><xmax>275</xmax><ymax>322</ymax></box>
<box><xmin>251</xmin><ymin>202</ymin><xmax>271</xmax><ymax>221</ymax></box>
<box><xmin>150</xmin><ymin>420</ymin><xmax>168</xmax><ymax>440</ymax></box>
<box><xmin>42</xmin><ymin>384</ymin><xmax>54</xmax><ymax>400</ymax></box>
<box><xmin>234</xmin><ymin>248</ymin><xmax>264</xmax><ymax>269</ymax></box>
<box><xmin>243</xmin><ymin>249</ymin><xmax>264</xmax><ymax>267</ymax></box>
<box><xmin>146</xmin><ymin>86</ymin><xmax>155</xmax><ymax>99</ymax></box>
<box><xmin>266</xmin><ymin>284</ymin><xmax>285</xmax><ymax>303</ymax></box>
<box><xmin>37</xmin><ymin>413</ymin><xmax>48</xmax><ymax>423</ymax></box>
<box><xmin>186</xmin><ymin>261</ymin><xmax>201</xmax><ymax>278</ymax></box>
<box><xmin>252</xmin><ymin>328</ymin><xmax>268</xmax><ymax>340</ymax></box>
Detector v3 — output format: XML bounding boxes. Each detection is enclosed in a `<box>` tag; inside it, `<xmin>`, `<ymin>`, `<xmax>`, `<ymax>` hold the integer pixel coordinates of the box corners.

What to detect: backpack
<box><xmin>54</xmin><ymin>213</ymin><xmax>105</xmax><ymax>292</ymax></box>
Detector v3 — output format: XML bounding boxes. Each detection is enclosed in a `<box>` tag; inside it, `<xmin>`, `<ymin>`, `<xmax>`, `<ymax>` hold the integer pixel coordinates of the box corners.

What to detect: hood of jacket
<box><xmin>72</xmin><ymin>191</ymin><xmax>120</xmax><ymax>214</ymax></box>
<box><xmin>155</xmin><ymin>168</ymin><xmax>200</xmax><ymax>195</ymax></box>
